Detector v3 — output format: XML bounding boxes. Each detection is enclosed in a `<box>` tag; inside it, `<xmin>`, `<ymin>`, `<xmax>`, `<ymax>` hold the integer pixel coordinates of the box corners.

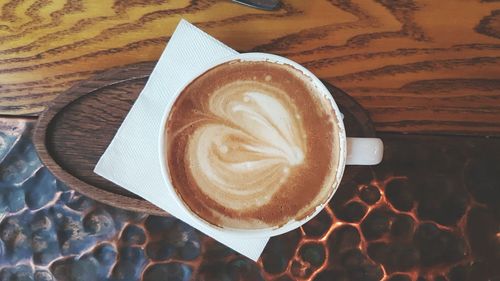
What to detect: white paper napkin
<box><xmin>94</xmin><ymin>19</ymin><xmax>269</xmax><ymax>261</ymax></box>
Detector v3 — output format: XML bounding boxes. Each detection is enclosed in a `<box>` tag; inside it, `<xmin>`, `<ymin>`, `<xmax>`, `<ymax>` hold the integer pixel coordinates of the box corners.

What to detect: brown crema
<box><xmin>165</xmin><ymin>60</ymin><xmax>340</xmax><ymax>229</ymax></box>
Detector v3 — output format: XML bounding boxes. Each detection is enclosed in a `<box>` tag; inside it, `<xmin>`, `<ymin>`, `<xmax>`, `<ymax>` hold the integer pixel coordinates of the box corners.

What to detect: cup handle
<box><xmin>346</xmin><ymin>137</ymin><xmax>384</xmax><ymax>165</ymax></box>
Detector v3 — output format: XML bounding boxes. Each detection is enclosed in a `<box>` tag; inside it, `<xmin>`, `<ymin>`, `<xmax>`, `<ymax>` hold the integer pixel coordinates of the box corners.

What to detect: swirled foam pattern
<box><xmin>165</xmin><ymin>61</ymin><xmax>340</xmax><ymax>229</ymax></box>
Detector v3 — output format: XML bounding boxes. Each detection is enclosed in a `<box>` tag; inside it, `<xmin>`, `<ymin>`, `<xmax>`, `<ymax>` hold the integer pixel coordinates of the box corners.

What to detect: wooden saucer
<box><xmin>34</xmin><ymin>62</ymin><xmax>375</xmax><ymax>216</ymax></box>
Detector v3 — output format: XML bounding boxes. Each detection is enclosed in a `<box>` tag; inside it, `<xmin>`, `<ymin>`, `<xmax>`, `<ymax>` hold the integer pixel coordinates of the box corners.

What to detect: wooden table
<box><xmin>0</xmin><ymin>0</ymin><xmax>499</xmax><ymax>136</ymax></box>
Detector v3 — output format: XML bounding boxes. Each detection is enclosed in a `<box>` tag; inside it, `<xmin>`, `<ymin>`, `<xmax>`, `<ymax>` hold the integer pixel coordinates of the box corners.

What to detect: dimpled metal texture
<box><xmin>0</xmin><ymin>117</ymin><xmax>499</xmax><ymax>281</ymax></box>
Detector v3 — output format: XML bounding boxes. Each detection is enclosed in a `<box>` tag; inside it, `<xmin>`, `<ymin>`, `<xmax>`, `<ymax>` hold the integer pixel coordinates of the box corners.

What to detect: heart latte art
<box><xmin>189</xmin><ymin>82</ymin><xmax>306</xmax><ymax>209</ymax></box>
<box><xmin>165</xmin><ymin>60</ymin><xmax>340</xmax><ymax>229</ymax></box>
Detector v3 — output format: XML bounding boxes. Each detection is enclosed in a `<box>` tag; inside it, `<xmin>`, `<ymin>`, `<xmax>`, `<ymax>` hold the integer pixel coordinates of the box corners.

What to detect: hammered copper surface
<box><xmin>0</xmin><ymin>117</ymin><xmax>498</xmax><ymax>281</ymax></box>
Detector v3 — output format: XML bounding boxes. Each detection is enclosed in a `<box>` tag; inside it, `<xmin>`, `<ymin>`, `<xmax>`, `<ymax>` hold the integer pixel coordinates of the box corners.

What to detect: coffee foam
<box><xmin>188</xmin><ymin>81</ymin><xmax>306</xmax><ymax>211</ymax></box>
<box><xmin>166</xmin><ymin>60</ymin><xmax>340</xmax><ymax>229</ymax></box>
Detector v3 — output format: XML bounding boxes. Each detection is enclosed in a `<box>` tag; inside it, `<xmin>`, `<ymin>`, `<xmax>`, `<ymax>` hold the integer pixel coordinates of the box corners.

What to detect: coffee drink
<box><xmin>164</xmin><ymin>60</ymin><xmax>340</xmax><ymax>229</ymax></box>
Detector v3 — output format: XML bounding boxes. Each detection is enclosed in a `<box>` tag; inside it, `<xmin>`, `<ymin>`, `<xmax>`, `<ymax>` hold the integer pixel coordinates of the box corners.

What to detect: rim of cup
<box><xmin>158</xmin><ymin>52</ymin><xmax>347</xmax><ymax>237</ymax></box>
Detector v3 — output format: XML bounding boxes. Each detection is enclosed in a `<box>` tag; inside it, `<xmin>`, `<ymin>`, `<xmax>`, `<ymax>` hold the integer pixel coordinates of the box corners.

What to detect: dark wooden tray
<box><xmin>33</xmin><ymin>62</ymin><xmax>375</xmax><ymax>216</ymax></box>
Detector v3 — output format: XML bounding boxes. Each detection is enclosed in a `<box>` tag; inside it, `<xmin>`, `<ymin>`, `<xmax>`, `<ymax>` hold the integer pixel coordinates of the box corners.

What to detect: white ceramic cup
<box><xmin>159</xmin><ymin>53</ymin><xmax>383</xmax><ymax>237</ymax></box>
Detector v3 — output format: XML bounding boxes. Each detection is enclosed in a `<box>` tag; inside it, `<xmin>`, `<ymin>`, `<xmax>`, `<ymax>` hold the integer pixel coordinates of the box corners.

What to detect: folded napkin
<box><xmin>95</xmin><ymin>19</ymin><xmax>269</xmax><ymax>261</ymax></box>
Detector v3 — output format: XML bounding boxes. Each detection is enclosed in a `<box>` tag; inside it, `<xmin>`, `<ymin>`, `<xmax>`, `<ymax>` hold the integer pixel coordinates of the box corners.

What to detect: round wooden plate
<box><xmin>34</xmin><ymin>62</ymin><xmax>375</xmax><ymax>216</ymax></box>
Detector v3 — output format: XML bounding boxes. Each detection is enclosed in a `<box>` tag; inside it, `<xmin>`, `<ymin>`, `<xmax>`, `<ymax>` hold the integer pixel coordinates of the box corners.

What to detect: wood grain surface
<box><xmin>33</xmin><ymin>62</ymin><xmax>375</xmax><ymax>214</ymax></box>
<box><xmin>1</xmin><ymin>0</ymin><xmax>499</xmax><ymax>135</ymax></box>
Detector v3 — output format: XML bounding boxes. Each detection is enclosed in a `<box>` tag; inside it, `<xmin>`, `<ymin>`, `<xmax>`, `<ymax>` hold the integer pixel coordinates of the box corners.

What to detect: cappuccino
<box><xmin>165</xmin><ymin>60</ymin><xmax>340</xmax><ymax>229</ymax></box>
